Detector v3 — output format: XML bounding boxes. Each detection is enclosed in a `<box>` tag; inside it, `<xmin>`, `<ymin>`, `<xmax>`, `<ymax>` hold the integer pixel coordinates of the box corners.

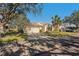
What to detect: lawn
<box><xmin>45</xmin><ymin>31</ymin><xmax>79</xmax><ymax>37</ymax></box>
<box><xmin>0</xmin><ymin>34</ymin><xmax>27</xmax><ymax>43</ymax></box>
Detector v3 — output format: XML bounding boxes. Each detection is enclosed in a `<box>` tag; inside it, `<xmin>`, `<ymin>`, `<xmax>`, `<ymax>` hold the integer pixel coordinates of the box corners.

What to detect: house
<box><xmin>25</xmin><ymin>23</ymin><xmax>48</xmax><ymax>34</ymax></box>
<box><xmin>51</xmin><ymin>22</ymin><xmax>77</xmax><ymax>32</ymax></box>
<box><xmin>0</xmin><ymin>21</ymin><xmax>48</xmax><ymax>34</ymax></box>
<box><xmin>60</xmin><ymin>23</ymin><xmax>77</xmax><ymax>32</ymax></box>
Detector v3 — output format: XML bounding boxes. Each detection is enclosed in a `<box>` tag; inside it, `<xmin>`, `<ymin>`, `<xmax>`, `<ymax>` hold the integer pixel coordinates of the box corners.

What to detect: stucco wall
<box><xmin>27</xmin><ymin>27</ymin><xmax>42</xmax><ymax>34</ymax></box>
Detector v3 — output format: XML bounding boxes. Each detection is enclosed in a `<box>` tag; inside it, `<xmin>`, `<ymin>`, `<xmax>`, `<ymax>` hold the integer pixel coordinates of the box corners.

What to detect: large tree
<box><xmin>0</xmin><ymin>3</ymin><xmax>43</xmax><ymax>23</ymax></box>
<box><xmin>9</xmin><ymin>14</ymin><xmax>30</xmax><ymax>33</ymax></box>
<box><xmin>0</xmin><ymin>3</ymin><xmax>43</xmax><ymax>33</ymax></box>
<box><xmin>64</xmin><ymin>16</ymin><xmax>71</xmax><ymax>23</ymax></box>
<box><xmin>64</xmin><ymin>10</ymin><xmax>79</xmax><ymax>27</ymax></box>
<box><xmin>70</xmin><ymin>10</ymin><xmax>79</xmax><ymax>27</ymax></box>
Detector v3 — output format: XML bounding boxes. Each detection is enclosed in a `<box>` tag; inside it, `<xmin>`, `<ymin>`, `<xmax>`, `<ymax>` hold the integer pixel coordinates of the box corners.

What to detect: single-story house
<box><xmin>60</xmin><ymin>23</ymin><xmax>77</xmax><ymax>32</ymax></box>
<box><xmin>0</xmin><ymin>21</ymin><xmax>48</xmax><ymax>34</ymax></box>
<box><xmin>25</xmin><ymin>23</ymin><xmax>48</xmax><ymax>34</ymax></box>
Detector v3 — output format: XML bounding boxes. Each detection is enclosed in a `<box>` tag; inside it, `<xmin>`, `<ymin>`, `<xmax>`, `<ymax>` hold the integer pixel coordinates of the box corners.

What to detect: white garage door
<box><xmin>30</xmin><ymin>27</ymin><xmax>40</xmax><ymax>33</ymax></box>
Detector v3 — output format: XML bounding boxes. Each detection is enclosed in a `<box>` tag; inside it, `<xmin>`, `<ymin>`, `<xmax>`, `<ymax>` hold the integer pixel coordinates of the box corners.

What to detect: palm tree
<box><xmin>51</xmin><ymin>15</ymin><xmax>62</xmax><ymax>32</ymax></box>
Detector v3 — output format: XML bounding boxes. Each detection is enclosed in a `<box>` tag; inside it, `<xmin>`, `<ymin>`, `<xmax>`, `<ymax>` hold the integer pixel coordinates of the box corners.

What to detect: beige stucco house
<box><xmin>0</xmin><ymin>22</ymin><xmax>48</xmax><ymax>34</ymax></box>
<box><xmin>26</xmin><ymin>23</ymin><xmax>48</xmax><ymax>34</ymax></box>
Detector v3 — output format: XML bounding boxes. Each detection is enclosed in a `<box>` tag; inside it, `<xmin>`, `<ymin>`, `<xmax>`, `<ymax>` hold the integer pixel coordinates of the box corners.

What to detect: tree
<box><xmin>51</xmin><ymin>15</ymin><xmax>63</xmax><ymax>32</ymax></box>
<box><xmin>9</xmin><ymin>14</ymin><xmax>30</xmax><ymax>33</ymax></box>
<box><xmin>0</xmin><ymin>3</ymin><xmax>43</xmax><ymax>23</ymax></box>
<box><xmin>64</xmin><ymin>10</ymin><xmax>79</xmax><ymax>28</ymax></box>
<box><xmin>0</xmin><ymin>3</ymin><xmax>43</xmax><ymax>33</ymax></box>
<box><xmin>47</xmin><ymin>24</ymin><xmax>52</xmax><ymax>31</ymax></box>
<box><xmin>64</xmin><ymin>16</ymin><xmax>71</xmax><ymax>23</ymax></box>
<box><xmin>71</xmin><ymin>10</ymin><xmax>79</xmax><ymax>27</ymax></box>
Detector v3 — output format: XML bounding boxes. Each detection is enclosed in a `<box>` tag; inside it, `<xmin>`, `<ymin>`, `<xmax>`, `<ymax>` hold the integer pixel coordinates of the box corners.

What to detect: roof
<box><xmin>30</xmin><ymin>22</ymin><xmax>48</xmax><ymax>27</ymax></box>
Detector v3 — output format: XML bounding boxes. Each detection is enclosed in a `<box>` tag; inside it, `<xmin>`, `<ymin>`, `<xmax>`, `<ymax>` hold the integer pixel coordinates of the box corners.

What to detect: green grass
<box><xmin>45</xmin><ymin>31</ymin><xmax>77</xmax><ymax>37</ymax></box>
<box><xmin>0</xmin><ymin>33</ymin><xmax>27</xmax><ymax>43</ymax></box>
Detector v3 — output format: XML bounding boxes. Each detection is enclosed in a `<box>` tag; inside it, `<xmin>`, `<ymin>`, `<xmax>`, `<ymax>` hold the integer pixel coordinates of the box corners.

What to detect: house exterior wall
<box><xmin>26</xmin><ymin>27</ymin><xmax>42</xmax><ymax>34</ymax></box>
<box><xmin>0</xmin><ymin>25</ymin><xmax>4</xmax><ymax>33</ymax></box>
<box><xmin>52</xmin><ymin>26</ymin><xmax>55</xmax><ymax>31</ymax></box>
<box><xmin>30</xmin><ymin>27</ymin><xmax>41</xmax><ymax>33</ymax></box>
<box><xmin>44</xmin><ymin>25</ymin><xmax>48</xmax><ymax>32</ymax></box>
<box><xmin>25</xmin><ymin>23</ymin><xmax>48</xmax><ymax>34</ymax></box>
<box><xmin>0</xmin><ymin>22</ymin><xmax>4</xmax><ymax>33</ymax></box>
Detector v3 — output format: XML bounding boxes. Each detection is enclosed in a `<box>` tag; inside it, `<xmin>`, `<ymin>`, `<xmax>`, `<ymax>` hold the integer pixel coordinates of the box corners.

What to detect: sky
<box><xmin>27</xmin><ymin>3</ymin><xmax>79</xmax><ymax>23</ymax></box>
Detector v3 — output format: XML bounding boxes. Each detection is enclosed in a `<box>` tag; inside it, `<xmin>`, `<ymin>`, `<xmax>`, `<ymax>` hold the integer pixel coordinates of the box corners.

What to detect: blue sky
<box><xmin>27</xmin><ymin>3</ymin><xmax>79</xmax><ymax>23</ymax></box>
